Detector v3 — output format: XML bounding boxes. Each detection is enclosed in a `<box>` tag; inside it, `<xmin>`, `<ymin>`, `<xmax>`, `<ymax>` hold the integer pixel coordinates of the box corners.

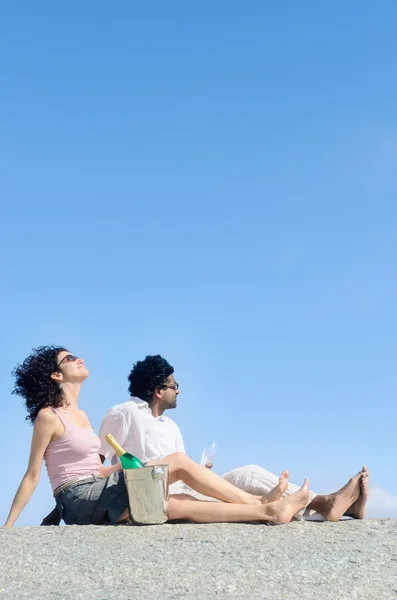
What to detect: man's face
<box><xmin>159</xmin><ymin>374</ymin><xmax>179</xmax><ymax>410</ymax></box>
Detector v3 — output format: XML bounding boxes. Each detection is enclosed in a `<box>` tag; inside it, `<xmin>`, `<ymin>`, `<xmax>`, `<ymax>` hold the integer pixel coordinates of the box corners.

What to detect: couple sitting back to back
<box><xmin>4</xmin><ymin>347</ymin><xmax>368</xmax><ymax>529</ymax></box>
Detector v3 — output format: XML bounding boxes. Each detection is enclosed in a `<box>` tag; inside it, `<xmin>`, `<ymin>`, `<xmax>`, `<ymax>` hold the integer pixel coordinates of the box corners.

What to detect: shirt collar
<box><xmin>131</xmin><ymin>397</ymin><xmax>166</xmax><ymax>421</ymax></box>
<box><xmin>131</xmin><ymin>397</ymin><xmax>150</xmax><ymax>410</ymax></box>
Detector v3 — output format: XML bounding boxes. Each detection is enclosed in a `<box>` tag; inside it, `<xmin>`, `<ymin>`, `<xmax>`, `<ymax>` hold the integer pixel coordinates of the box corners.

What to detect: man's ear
<box><xmin>153</xmin><ymin>386</ymin><xmax>162</xmax><ymax>400</ymax></box>
<box><xmin>51</xmin><ymin>371</ymin><xmax>63</xmax><ymax>383</ymax></box>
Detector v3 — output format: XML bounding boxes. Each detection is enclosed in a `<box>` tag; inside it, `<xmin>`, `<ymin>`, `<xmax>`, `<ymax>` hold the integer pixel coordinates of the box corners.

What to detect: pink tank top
<box><xmin>44</xmin><ymin>409</ymin><xmax>101</xmax><ymax>491</ymax></box>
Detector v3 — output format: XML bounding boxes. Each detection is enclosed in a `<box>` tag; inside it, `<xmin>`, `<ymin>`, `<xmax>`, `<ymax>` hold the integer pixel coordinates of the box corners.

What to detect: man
<box><xmin>98</xmin><ymin>355</ymin><xmax>369</xmax><ymax>521</ymax></box>
<box><xmin>99</xmin><ymin>355</ymin><xmax>184</xmax><ymax>466</ymax></box>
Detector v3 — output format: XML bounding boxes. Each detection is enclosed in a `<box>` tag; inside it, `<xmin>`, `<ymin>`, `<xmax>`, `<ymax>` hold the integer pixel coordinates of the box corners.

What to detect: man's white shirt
<box><xmin>98</xmin><ymin>397</ymin><xmax>185</xmax><ymax>464</ymax></box>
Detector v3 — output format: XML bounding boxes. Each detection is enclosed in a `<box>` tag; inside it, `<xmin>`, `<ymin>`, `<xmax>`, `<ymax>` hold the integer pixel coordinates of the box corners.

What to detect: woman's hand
<box><xmin>97</xmin><ymin>458</ymin><xmax>123</xmax><ymax>477</ymax></box>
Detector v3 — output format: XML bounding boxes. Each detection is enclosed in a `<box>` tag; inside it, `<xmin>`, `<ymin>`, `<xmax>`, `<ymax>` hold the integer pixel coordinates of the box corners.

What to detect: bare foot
<box><xmin>319</xmin><ymin>470</ymin><xmax>363</xmax><ymax>522</ymax></box>
<box><xmin>345</xmin><ymin>466</ymin><xmax>369</xmax><ymax>520</ymax></box>
<box><xmin>270</xmin><ymin>479</ymin><xmax>310</xmax><ymax>525</ymax></box>
<box><xmin>261</xmin><ymin>470</ymin><xmax>289</xmax><ymax>504</ymax></box>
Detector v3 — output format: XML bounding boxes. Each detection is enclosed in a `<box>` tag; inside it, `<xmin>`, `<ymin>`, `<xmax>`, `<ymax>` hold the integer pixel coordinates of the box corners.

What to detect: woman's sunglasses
<box><xmin>57</xmin><ymin>354</ymin><xmax>78</xmax><ymax>368</ymax></box>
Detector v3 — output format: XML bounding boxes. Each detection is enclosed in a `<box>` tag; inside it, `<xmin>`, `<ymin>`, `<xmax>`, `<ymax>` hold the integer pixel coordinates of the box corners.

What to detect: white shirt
<box><xmin>98</xmin><ymin>397</ymin><xmax>185</xmax><ymax>465</ymax></box>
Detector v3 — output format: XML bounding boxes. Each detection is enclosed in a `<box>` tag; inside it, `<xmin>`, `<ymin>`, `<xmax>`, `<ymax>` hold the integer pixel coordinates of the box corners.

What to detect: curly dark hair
<box><xmin>12</xmin><ymin>345</ymin><xmax>68</xmax><ymax>423</ymax></box>
<box><xmin>128</xmin><ymin>355</ymin><xmax>174</xmax><ymax>402</ymax></box>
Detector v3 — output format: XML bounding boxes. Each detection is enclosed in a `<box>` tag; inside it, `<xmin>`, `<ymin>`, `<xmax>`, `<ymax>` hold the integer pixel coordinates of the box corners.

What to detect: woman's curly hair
<box><xmin>128</xmin><ymin>355</ymin><xmax>174</xmax><ymax>402</ymax></box>
<box><xmin>12</xmin><ymin>345</ymin><xmax>68</xmax><ymax>423</ymax></box>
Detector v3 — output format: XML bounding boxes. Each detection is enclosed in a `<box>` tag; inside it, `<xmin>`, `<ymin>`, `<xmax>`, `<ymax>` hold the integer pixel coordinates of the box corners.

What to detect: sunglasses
<box><xmin>160</xmin><ymin>383</ymin><xmax>179</xmax><ymax>391</ymax></box>
<box><xmin>57</xmin><ymin>354</ymin><xmax>78</xmax><ymax>368</ymax></box>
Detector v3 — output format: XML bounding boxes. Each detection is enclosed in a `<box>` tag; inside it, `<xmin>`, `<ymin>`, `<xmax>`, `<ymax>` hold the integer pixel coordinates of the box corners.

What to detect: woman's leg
<box><xmin>150</xmin><ymin>453</ymin><xmax>262</xmax><ymax>505</ymax></box>
<box><xmin>166</xmin><ymin>480</ymin><xmax>310</xmax><ymax>525</ymax></box>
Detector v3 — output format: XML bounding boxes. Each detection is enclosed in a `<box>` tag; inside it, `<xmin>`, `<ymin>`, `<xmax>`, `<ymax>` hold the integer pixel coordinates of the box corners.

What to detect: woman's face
<box><xmin>55</xmin><ymin>351</ymin><xmax>89</xmax><ymax>383</ymax></box>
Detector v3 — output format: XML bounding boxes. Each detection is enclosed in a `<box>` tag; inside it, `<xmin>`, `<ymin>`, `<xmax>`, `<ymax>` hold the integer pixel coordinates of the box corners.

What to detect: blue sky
<box><xmin>1</xmin><ymin>1</ymin><xmax>396</xmax><ymax>526</ymax></box>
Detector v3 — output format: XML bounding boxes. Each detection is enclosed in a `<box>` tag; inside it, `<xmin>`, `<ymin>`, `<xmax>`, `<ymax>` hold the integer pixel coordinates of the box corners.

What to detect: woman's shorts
<box><xmin>55</xmin><ymin>472</ymin><xmax>129</xmax><ymax>525</ymax></box>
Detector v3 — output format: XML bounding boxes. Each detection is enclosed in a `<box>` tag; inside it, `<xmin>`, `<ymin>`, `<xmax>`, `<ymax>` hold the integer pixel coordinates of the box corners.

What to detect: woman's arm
<box><xmin>3</xmin><ymin>410</ymin><xmax>56</xmax><ymax>528</ymax></box>
<box><xmin>79</xmin><ymin>410</ymin><xmax>123</xmax><ymax>478</ymax></box>
<box><xmin>98</xmin><ymin>461</ymin><xmax>123</xmax><ymax>477</ymax></box>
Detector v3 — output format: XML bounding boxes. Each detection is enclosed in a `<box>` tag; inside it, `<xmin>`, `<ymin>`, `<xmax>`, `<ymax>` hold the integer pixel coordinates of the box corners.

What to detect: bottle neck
<box><xmin>105</xmin><ymin>434</ymin><xmax>125</xmax><ymax>457</ymax></box>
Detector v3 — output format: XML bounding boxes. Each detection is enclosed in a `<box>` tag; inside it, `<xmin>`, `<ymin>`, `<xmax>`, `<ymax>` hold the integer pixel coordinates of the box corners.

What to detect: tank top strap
<box><xmin>52</xmin><ymin>407</ymin><xmax>69</xmax><ymax>429</ymax></box>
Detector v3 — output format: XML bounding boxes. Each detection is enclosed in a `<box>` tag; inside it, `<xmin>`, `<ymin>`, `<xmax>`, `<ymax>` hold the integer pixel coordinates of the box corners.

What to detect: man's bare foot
<box><xmin>270</xmin><ymin>479</ymin><xmax>310</xmax><ymax>525</ymax></box>
<box><xmin>345</xmin><ymin>466</ymin><xmax>369</xmax><ymax>520</ymax></box>
<box><xmin>261</xmin><ymin>470</ymin><xmax>289</xmax><ymax>504</ymax></box>
<box><xmin>317</xmin><ymin>470</ymin><xmax>364</xmax><ymax>522</ymax></box>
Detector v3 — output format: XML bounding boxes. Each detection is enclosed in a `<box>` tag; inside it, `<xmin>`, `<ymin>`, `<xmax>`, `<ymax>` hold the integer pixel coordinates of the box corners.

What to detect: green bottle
<box><xmin>105</xmin><ymin>434</ymin><xmax>144</xmax><ymax>469</ymax></box>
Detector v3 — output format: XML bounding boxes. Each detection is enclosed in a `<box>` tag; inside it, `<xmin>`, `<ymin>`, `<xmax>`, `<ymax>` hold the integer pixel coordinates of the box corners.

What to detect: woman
<box><xmin>4</xmin><ymin>346</ymin><xmax>310</xmax><ymax>528</ymax></box>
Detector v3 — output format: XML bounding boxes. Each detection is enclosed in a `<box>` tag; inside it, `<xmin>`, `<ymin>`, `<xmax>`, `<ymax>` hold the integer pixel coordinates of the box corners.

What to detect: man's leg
<box><xmin>222</xmin><ymin>464</ymin><xmax>370</xmax><ymax>521</ymax></box>
<box><xmin>172</xmin><ymin>468</ymin><xmax>289</xmax><ymax>503</ymax></box>
<box><xmin>306</xmin><ymin>466</ymin><xmax>369</xmax><ymax>521</ymax></box>
<box><xmin>344</xmin><ymin>466</ymin><xmax>369</xmax><ymax>519</ymax></box>
<box><xmin>222</xmin><ymin>465</ymin><xmax>317</xmax><ymax>520</ymax></box>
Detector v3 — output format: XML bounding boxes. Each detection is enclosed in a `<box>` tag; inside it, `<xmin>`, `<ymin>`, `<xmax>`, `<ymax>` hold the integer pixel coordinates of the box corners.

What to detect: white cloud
<box><xmin>366</xmin><ymin>486</ymin><xmax>397</xmax><ymax>518</ymax></box>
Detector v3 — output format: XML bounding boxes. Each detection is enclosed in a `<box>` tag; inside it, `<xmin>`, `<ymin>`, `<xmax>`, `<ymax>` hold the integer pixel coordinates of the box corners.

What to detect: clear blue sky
<box><xmin>1</xmin><ymin>1</ymin><xmax>396</xmax><ymax>526</ymax></box>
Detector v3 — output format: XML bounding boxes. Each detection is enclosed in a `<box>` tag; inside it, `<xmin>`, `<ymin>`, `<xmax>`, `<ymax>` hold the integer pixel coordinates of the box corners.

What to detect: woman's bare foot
<box><xmin>345</xmin><ymin>466</ymin><xmax>369</xmax><ymax>520</ymax></box>
<box><xmin>316</xmin><ymin>470</ymin><xmax>363</xmax><ymax>522</ymax></box>
<box><xmin>261</xmin><ymin>470</ymin><xmax>289</xmax><ymax>504</ymax></box>
<box><xmin>271</xmin><ymin>479</ymin><xmax>310</xmax><ymax>525</ymax></box>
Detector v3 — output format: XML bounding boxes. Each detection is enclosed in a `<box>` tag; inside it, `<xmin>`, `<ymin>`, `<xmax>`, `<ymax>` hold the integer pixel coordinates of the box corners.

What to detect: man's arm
<box><xmin>98</xmin><ymin>409</ymin><xmax>128</xmax><ymax>463</ymax></box>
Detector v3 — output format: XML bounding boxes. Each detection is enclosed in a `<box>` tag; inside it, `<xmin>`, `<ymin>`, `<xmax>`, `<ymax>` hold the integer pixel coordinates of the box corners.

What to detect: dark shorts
<box><xmin>55</xmin><ymin>472</ymin><xmax>129</xmax><ymax>525</ymax></box>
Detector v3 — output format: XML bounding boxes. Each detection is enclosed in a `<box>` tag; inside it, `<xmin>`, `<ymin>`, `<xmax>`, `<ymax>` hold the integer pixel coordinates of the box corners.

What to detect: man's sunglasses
<box><xmin>57</xmin><ymin>354</ymin><xmax>78</xmax><ymax>368</ymax></box>
<box><xmin>159</xmin><ymin>383</ymin><xmax>179</xmax><ymax>391</ymax></box>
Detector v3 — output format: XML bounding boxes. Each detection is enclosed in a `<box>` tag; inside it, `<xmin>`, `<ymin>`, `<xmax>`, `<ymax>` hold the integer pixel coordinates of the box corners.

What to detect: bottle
<box><xmin>105</xmin><ymin>434</ymin><xmax>144</xmax><ymax>469</ymax></box>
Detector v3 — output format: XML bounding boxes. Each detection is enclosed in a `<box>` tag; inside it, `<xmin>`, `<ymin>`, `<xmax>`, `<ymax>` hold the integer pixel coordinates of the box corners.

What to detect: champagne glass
<box><xmin>200</xmin><ymin>441</ymin><xmax>218</xmax><ymax>468</ymax></box>
<box><xmin>179</xmin><ymin>442</ymin><xmax>218</xmax><ymax>493</ymax></box>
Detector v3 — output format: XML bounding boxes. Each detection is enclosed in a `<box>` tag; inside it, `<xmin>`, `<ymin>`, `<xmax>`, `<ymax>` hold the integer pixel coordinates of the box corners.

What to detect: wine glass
<box><xmin>200</xmin><ymin>441</ymin><xmax>218</xmax><ymax>468</ymax></box>
<box><xmin>178</xmin><ymin>441</ymin><xmax>218</xmax><ymax>493</ymax></box>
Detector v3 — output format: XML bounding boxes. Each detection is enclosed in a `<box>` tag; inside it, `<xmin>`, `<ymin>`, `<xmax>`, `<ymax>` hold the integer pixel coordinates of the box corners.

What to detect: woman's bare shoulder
<box><xmin>35</xmin><ymin>407</ymin><xmax>58</xmax><ymax>425</ymax></box>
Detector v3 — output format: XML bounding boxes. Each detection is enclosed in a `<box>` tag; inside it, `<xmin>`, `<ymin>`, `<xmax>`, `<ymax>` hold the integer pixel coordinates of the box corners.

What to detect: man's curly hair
<box><xmin>12</xmin><ymin>345</ymin><xmax>68</xmax><ymax>423</ymax></box>
<box><xmin>128</xmin><ymin>355</ymin><xmax>174</xmax><ymax>403</ymax></box>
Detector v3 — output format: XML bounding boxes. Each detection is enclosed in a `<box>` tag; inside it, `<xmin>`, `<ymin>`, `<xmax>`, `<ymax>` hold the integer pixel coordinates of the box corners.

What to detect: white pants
<box><xmin>222</xmin><ymin>465</ymin><xmax>324</xmax><ymax>520</ymax></box>
<box><xmin>170</xmin><ymin>464</ymin><xmax>324</xmax><ymax>520</ymax></box>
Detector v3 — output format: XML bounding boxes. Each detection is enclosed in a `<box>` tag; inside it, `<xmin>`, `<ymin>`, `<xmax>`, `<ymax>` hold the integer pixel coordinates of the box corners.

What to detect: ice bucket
<box><xmin>124</xmin><ymin>465</ymin><xmax>169</xmax><ymax>525</ymax></box>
